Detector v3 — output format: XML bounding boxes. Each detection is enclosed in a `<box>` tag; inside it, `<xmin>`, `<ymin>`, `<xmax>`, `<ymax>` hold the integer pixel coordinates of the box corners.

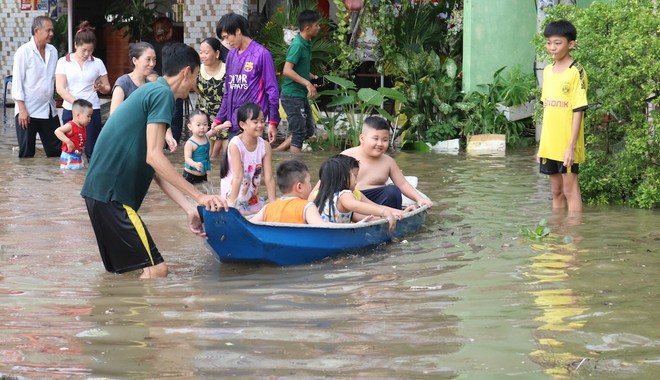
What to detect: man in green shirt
<box><xmin>275</xmin><ymin>10</ymin><xmax>320</xmax><ymax>153</ymax></box>
<box><xmin>81</xmin><ymin>43</ymin><xmax>227</xmax><ymax>278</ymax></box>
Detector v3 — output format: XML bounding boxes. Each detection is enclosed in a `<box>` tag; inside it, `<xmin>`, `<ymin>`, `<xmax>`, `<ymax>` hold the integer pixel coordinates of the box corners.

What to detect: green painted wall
<box><xmin>462</xmin><ymin>0</ymin><xmax>537</xmax><ymax>93</ymax></box>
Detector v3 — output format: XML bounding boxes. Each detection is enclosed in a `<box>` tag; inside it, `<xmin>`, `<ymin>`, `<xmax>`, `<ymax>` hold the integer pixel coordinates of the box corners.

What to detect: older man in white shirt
<box><xmin>12</xmin><ymin>16</ymin><xmax>62</xmax><ymax>158</ymax></box>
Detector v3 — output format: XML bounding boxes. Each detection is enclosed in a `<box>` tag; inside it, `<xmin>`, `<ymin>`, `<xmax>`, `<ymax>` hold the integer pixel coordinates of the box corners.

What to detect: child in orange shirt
<box><xmin>250</xmin><ymin>160</ymin><xmax>331</xmax><ymax>225</ymax></box>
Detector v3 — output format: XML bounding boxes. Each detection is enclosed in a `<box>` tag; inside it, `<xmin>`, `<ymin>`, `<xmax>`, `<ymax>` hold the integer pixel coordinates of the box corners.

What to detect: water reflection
<box><xmin>1</xmin><ymin>112</ymin><xmax>660</xmax><ymax>378</ymax></box>
<box><xmin>524</xmin><ymin>214</ymin><xmax>589</xmax><ymax>378</ymax></box>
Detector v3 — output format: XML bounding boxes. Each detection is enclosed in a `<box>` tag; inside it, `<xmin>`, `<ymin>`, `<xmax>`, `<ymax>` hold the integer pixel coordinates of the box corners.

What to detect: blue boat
<box><xmin>200</xmin><ymin>205</ymin><xmax>428</xmax><ymax>266</ymax></box>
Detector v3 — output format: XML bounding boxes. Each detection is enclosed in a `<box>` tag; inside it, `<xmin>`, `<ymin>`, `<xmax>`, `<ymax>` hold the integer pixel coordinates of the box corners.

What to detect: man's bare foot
<box><xmin>273</xmin><ymin>135</ymin><xmax>292</xmax><ymax>152</ymax></box>
<box><xmin>139</xmin><ymin>262</ymin><xmax>168</xmax><ymax>278</ymax></box>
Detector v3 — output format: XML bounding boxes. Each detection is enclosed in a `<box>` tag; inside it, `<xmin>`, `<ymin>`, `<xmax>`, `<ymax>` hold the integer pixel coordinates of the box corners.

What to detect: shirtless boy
<box><xmin>342</xmin><ymin>116</ymin><xmax>433</xmax><ymax>210</ymax></box>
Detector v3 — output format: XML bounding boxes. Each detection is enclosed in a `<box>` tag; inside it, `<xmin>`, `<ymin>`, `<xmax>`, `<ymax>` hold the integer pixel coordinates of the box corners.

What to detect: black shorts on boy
<box><xmin>539</xmin><ymin>158</ymin><xmax>580</xmax><ymax>175</ymax></box>
<box><xmin>361</xmin><ymin>185</ymin><xmax>403</xmax><ymax>210</ymax></box>
<box><xmin>84</xmin><ymin>197</ymin><xmax>164</xmax><ymax>274</ymax></box>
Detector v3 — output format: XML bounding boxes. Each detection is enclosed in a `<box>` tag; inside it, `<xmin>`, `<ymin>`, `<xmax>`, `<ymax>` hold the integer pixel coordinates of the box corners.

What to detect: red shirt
<box><xmin>61</xmin><ymin>120</ymin><xmax>86</xmax><ymax>153</ymax></box>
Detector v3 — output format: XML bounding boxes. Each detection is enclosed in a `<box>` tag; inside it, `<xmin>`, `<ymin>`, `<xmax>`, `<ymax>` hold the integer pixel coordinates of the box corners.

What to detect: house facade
<box><xmin>0</xmin><ymin>0</ymin><xmax>248</xmax><ymax>83</ymax></box>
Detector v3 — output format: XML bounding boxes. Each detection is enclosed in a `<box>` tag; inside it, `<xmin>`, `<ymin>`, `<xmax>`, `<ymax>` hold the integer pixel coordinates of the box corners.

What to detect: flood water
<box><xmin>1</xmin><ymin>111</ymin><xmax>659</xmax><ymax>379</ymax></box>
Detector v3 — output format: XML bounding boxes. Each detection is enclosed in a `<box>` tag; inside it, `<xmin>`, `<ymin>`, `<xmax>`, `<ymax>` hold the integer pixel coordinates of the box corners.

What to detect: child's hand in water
<box><xmin>383</xmin><ymin>209</ymin><xmax>397</xmax><ymax>233</ymax></box>
<box><xmin>417</xmin><ymin>198</ymin><xmax>433</xmax><ymax>208</ymax></box>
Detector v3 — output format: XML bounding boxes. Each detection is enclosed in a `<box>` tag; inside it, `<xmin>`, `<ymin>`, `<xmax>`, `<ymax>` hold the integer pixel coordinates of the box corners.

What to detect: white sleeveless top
<box><xmin>220</xmin><ymin>135</ymin><xmax>267</xmax><ymax>214</ymax></box>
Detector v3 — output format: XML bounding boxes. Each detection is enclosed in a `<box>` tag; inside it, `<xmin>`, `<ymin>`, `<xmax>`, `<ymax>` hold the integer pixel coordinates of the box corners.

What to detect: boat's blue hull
<box><xmin>201</xmin><ymin>205</ymin><xmax>428</xmax><ymax>266</ymax></box>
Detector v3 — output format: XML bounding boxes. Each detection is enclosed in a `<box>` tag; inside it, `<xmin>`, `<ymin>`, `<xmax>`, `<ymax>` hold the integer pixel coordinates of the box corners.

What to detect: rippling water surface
<box><xmin>1</xmin><ymin>113</ymin><xmax>659</xmax><ymax>379</ymax></box>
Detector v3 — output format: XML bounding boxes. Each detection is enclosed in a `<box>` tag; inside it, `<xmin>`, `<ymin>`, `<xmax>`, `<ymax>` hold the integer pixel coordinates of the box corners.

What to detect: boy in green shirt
<box><xmin>274</xmin><ymin>10</ymin><xmax>321</xmax><ymax>153</ymax></box>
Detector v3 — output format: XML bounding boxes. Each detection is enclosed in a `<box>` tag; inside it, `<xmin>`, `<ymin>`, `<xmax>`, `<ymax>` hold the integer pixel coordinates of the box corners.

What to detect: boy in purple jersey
<box><xmin>211</xmin><ymin>13</ymin><xmax>280</xmax><ymax>143</ymax></box>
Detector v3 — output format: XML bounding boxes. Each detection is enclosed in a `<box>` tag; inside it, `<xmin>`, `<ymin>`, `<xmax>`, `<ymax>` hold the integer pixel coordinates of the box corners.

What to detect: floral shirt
<box><xmin>197</xmin><ymin>64</ymin><xmax>226</xmax><ymax>137</ymax></box>
<box><xmin>320</xmin><ymin>190</ymin><xmax>353</xmax><ymax>223</ymax></box>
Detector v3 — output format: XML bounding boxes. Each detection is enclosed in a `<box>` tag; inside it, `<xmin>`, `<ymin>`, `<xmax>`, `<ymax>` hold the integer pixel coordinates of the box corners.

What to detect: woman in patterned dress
<box><xmin>197</xmin><ymin>37</ymin><xmax>228</xmax><ymax>158</ymax></box>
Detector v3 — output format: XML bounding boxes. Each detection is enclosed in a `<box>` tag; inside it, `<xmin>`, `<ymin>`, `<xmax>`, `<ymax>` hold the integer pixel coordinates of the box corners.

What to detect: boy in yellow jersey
<box><xmin>537</xmin><ymin>19</ymin><xmax>588</xmax><ymax>212</ymax></box>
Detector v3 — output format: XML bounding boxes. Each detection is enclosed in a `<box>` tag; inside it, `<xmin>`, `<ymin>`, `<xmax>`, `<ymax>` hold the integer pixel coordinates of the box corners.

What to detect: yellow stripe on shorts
<box><xmin>123</xmin><ymin>204</ymin><xmax>154</xmax><ymax>266</ymax></box>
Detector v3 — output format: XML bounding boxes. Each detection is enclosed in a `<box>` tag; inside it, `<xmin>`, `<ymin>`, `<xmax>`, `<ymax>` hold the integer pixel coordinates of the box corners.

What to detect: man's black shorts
<box><xmin>539</xmin><ymin>158</ymin><xmax>580</xmax><ymax>175</ymax></box>
<box><xmin>84</xmin><ymin>197</ymin><xmax>164</xmax><ymax>274</ymax></box>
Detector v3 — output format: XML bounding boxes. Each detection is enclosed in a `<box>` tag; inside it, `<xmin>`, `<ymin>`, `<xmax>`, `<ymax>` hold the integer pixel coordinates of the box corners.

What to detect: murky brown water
<box><xmin>1</xmin><ymin>112</ymin><xmax>659</xmax><ymax>379</ymax></box>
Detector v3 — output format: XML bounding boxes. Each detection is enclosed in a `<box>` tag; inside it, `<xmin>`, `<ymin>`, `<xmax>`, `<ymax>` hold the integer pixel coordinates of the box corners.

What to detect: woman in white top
<box><xmin>56</xmin><ymin>21</ymin><xmax>110</xmax><ymax>160</ymax></box>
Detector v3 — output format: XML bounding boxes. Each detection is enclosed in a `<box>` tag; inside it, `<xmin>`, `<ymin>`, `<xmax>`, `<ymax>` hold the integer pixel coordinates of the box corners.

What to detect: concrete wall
<box><xmin>462</xmin><ymin>0</ymin><xmax>538</xmax><ymax>93</ymax></box>
<box><xmin>183</xmin><ymin>0</ymin><xmax>247</xmax><ymax>48</ymax></box>
<box><xmin>0</xmin><ymin>0</ymin><xmax>68</xmax><ymax>104</ymax></box>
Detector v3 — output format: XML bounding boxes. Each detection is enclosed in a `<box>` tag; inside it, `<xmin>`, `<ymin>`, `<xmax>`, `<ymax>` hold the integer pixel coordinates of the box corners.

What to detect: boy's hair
<box><xmin>186</xmin><ymin>109</ymin><xmax>208</xmax><ymax>126</ymax></box>
<box><xmin>363</xmin><ymin>116</ymin><xmax>390</xmax><ymax>132</ymax></box>
<box><xmin>216</xmin><ymin>13</ymin><xmax>251</xmax><ymax>38</ymax></box>
<box><xmin>544</xmin><ymin>19</ymin><xmax>577</xmax><ymax>42</ymax></box>
<box><xmin>161</xmin><ymin>43</ymin><xmax>200</xmax><ymax>77</ymax></box>
<box><xmin>276</xmin><ymin>160</ymin><xmax>309</xmax><ymax>194</ymax></box>
<box><xmin>128</xmin><ymin>42</ymin><xmax>154</xmax><ymax>69</ymax></box>
<box><xmin>72</xmin><ymin>98</ymin><xmax>93</xmax><ymax>114</ymax></box>
<box><xmin>237</xmin><ymin>102</ymin><xmax>263</xmax><ymax>126</ymax></box>
<box><xmin>313</xmin><ymin>156</ymin><xmax>352</xmax><ymax>216</ymax></box>
<box><xmin>298</xmin><ymin>10</ymin><xmax>320</xmax><ymax>30</ymax></box>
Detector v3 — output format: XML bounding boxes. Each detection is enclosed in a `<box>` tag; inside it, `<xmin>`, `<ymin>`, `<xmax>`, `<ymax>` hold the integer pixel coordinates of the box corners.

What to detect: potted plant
<box><xmin>317</xmin><ymin>75</ymin><xmax>406</xmax><ymax>148</ymax></box>
<box><xmin>493</xmin><ymin>66</ymin><xmax>536</xmax><ymax>121</ymax></box>
<box><xmin>50</xmin><ymin>15</ymin><xmax>68</xmax><ymax>58</ymax></box>
<box><xmin>389</xmin><ymin>50</ymin><xmax>462</xmax><ymax>147</ymax></box>
<box><xmin>455</xmin><ymin>70</ymin><xmax>529</xmax><ymax>149</ymax></box>
<box><xmin>256</xmin><ymin>2</ymin><xmax>339</xmax><ymax>85</ymax></box>
<box><xmin>103</xmin><ymin>0</ymin><xmax>163</xmax><ymax>86</ymax></box>
<box><xmin>105</xmin><ymin>0</ymin><xmax>163</xmax><ymax>42</ymax></box>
